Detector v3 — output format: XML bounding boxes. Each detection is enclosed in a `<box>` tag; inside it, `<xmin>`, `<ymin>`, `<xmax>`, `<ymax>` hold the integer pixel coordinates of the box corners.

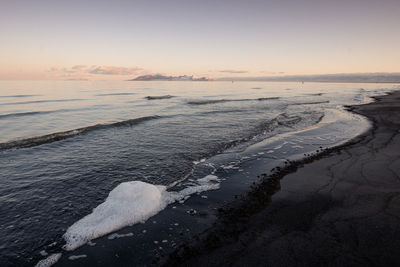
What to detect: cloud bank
<box><xmin>49</xmin><ymin>65</ymin><xmax>143</xmax><ymax>80</ymax></box>
<box><xmin>130</xmin><ymin>74</ymin><xmax>212</xmax><ymax>81</ymax></box>
<box><xmin>217</xmin><ymin>70</ymin><xmax>248</xmax><ymax>74</ymax></box>
<box><xmin>88</xmin><ymin>66</ymin><xmax>142</xmax><ymax>75</ymax></box>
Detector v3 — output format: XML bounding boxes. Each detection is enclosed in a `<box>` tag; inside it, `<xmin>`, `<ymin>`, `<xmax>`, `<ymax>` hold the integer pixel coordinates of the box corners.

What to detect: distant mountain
<box><xmin>129</xmin><ymin>74</ymin><xmax>212</xmax><ymax>81</ymax></box>
<box><xmin>218</xmin><ymin>73</ymin><xmax>400</xmax><ymax>83</ymax></box>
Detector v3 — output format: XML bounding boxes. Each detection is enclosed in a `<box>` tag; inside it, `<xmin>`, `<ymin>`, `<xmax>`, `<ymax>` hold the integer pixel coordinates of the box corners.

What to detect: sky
<box><xmin>0</xmin><ymin>0</ymin><xmax>399</xmax><ymax>80</ymax></box>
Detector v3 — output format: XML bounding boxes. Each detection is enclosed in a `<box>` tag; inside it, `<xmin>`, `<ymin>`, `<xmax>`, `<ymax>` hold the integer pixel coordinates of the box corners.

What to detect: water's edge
<box><xmin>47</xmin><ymin>94</ymin><xmax>380</xmax><ymax>267</ymax></box>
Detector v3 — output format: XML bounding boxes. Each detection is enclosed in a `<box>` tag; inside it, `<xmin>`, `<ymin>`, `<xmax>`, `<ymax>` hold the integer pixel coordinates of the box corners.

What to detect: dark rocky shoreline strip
<box><xmin>163</xmin><ymin>91</ymin><xmax>400</xmax><ymax>267</ymax></box>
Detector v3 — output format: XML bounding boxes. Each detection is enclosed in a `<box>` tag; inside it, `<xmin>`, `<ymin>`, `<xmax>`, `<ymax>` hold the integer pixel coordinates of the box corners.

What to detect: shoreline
<box><xmin>47</xmin><ymin>90</ymin><xmax>391</xmax><ymax>266</ymax></box>
<box><xmin>164</xmin><ymin>91</ymin><xmax>400</xmax><ymax>266</ymax></box>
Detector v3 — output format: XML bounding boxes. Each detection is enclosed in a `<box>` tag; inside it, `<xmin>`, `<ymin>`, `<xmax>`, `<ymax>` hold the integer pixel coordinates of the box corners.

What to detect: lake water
<box><xmin>0</xmin><ymin>80</ymin><xmax>397</xmax><ymax>266</ymax></box>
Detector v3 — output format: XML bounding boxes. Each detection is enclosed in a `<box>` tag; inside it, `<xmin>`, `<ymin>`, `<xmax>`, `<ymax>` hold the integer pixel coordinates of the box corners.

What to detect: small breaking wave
<box><xmin>205</xmin><ymin>111</ymin><xmax>322</xmax><ymax>154</ymax></box>
<box><xmin>95</xmin><ymin>93</ymin><xmax>136</xmax><ymax>96</ymax></box>
<box><xmin>0</xmin><ymin>94</ymin><xmax>42</xmax><ymax>98</ymax></box>
<box><xmin>257</xmin><ymin>97</ymin><xmax>280</xmax><ymax>101</ymax></box>
<box><xmin>188</xmin><ymin>99</ymin><xmax>228</xmax><ymax>105</ymax></box>
<box><xmin>0</xmin><ymin>116</ymin><xmax>160</xmax><ymax>151</ymax></box>
<box><xmin>0</xmin><ymin>111</ymin><xmax>55</xmax><ymax>119</ymax></box>
<box><xmin>187</xmin><ymin>97</ymin><xmax>280</xmax><ymax>105</ymax></box>
<box><xmin>145</xmin><ymin>95</ymin><xmax>174</xmax><ymax>100</ymax></box>
<box><xmin>0</xmin><ymin>105</ymin><xmax>111</xmax><ymax>120</ymax></box>
<box><xmin>303</xmin><ymin>93</ymin><xmax>323</xmax><ymax>96</ymax></box>
<box><xmin>290</xmin><ymin>100</ymin><xmax>329</xmax><ymax>106</ymax></box>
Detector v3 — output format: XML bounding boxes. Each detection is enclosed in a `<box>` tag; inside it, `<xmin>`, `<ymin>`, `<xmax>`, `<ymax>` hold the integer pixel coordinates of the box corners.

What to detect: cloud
<box><xmin>259</xmin><ymin>71</ymin><xmax>285</xmax><ymax>75</ymax></box>
<box><xmin>48</xmin><ymin>65</ymin><xmax>143</xmax><ymax>79</ymax></box>
<box><xmin>88</xmin><ymin>66</ymin><xmax>142</xmax><ymax>75</ymax></box>
<box><xmin>71</xmin><ymin>65</ymin><xmax>87</xmax><ymax>70</ymax></box>
<box><xmin>218</xmin><ymin>70</ymin><xmax>248</xmax><ymax>74</ymax></box>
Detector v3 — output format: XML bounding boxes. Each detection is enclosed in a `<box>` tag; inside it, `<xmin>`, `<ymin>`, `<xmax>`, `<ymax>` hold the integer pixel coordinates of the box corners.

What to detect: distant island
<box><xmin>129</xmin><ymin>74</ymin><xmax>212</xmax><ymax>81</ymax></box>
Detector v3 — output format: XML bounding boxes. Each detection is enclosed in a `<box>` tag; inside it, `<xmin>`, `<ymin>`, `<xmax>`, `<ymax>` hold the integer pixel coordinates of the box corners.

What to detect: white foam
<box><xmin>35</xmin><ymin>253</ymin><xmax>62</xmax><ymax>267</ymax></box>
<box><xmin>274</xmin><ymin>141</ymin><xmax>288</xmax><ymax>150</ymax></box>
<box><xmin>68</xmin><ymin>254</ymin><xmax>87</xmax><ymax>260</ymax></box>
<box><xmin>107</xmin><ymin>232</ymin><xmax>134</xmax><ymax>240</ymax></box>
<box><xmin>63</xmin><ymin>176</ymin><xmax>220</xmax><ymax>251</ymax></box>
<box><xmin>367</xmin><ymin>91</ymin><xmax>387</xmax><ymax>97</ymax></box>
<box><xmin>291</xmin><ymin>145</ymin><xmax>303</xmax><ymax>149</ymax></box>
<box><xmin>353</xmin><ymin>94</ymin><xmax>364</xmax><ymax>102</ymax></box>
<box><xmin>63</xmin><ymin>181</ymin><xmax>167</xmax><ymax>251</ymax></box>
<box><xmin>197</xmin><ymin>174</ymin><xmax>219</xmax><ymax>183</ymax></box>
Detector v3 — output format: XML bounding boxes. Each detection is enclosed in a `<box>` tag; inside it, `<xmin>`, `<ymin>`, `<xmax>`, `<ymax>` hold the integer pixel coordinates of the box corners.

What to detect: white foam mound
<box><xmin>35</xmin><ymin>253</ymin><xmax>62</xmax><ymax>267</ymax></box>
<box><xmin>63</xmin><ymin>176</ymin><xmax>220</xmax><ymax>251</ymax></box>
<box><xmin>63</xmin><ymin>181</ymin><xmax>168</xmax><ymax>251</ymax></box>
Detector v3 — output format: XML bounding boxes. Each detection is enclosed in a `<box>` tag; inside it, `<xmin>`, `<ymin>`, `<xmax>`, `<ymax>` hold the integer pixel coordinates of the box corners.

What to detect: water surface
<box><xmin>0</xmin><ymin>80</ymin><xmax>395</xmax><ymax>265</ymax></box>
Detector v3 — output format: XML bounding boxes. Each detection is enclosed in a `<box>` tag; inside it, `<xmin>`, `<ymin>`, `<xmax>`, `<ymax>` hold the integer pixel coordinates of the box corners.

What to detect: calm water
<box><xmin>0</xmin><ymin>80</ymin><xmax>397</xmax><ymax>266</ymax></box>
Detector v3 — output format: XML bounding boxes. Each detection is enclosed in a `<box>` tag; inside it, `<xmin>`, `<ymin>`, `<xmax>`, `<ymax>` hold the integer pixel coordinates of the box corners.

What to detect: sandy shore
<box><xmin>165</xmin><ymin>91</ymin><xmax>400</xmax><ymax>267</ymax></box>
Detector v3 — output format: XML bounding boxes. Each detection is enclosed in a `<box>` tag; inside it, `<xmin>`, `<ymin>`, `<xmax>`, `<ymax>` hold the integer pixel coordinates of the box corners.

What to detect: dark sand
<box><xmin>165</xmin><ymin>91</ymin><xmax>400</xmax><ymax>267</ymax></box>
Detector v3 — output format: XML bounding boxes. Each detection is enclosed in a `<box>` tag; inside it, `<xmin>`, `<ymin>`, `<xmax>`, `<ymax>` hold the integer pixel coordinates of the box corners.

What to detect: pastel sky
<box><xmin>1</xmin><ymin>0</ymin><xmax>399</xmax><ymax>80</ymax></box>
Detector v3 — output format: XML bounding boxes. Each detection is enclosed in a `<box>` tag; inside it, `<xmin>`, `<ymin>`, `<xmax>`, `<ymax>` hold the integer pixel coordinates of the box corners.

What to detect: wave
<box><xmin>188</xmin><ymin>99</ymin><xmax>228</xmax><ymax>105</ymax></box>
<box><xmin>303</xmin><ymin>93</ymin><xmax>323</xmax><ymax>96</ymax></box>
<box><xmin>95</xmin><ymin>93</ymin><xmax>136</xmax><ymax>96</ymax></box>
<box><xmin>195</xmin><ymin>109</ymin><xmax>246</xmax><ymax>116</ymax></box>
<box><xmin>0</xmin><ymin>111</ymin><xmax>55</xmax><ymax>119</ymax></box>
<box><xmin>276</xmin><ymin>113</ymin><xmax>302</xmax><ymax>126</ymax></box>
<box><xmin>290</xmin><ymin>100</ymin><xmax>329</xmax><ymax>106</ymax></box>
<box><xmin>0</xmin><ymin>99</ymin><xmax>86</xmax><ymax>106</ymax></box>
<box><xmin>218</xmin><ymin>110</ymin><xmax>324</xmax><ymax>153</ymax></box>
<box><xmin>257</xmin><ymin>97</ymin><xmax>280</xmax><ymax>101</ymax></box>
<box><xmin>145</xmin><ymin>95</ymin><xmax>174</xmax><ymax>100</ymax></box>
<box><xmin>0</xmin><ymin>105</ymin><xmax>111</xmax><ymax>120</ymax></box>
<box><xmin>0</xmin><ymin>116</ymin><xmax>160</xmax><ymax>151</ymax></box>
<box><xmin>0</xmin><ymin>94</ymin><xmax>42</xmax><ymax>98</ymax></box>
<box><xmin>187</xmin><ymin>97</ymin><xmax>280</xmax><ymax>105</ymax></box>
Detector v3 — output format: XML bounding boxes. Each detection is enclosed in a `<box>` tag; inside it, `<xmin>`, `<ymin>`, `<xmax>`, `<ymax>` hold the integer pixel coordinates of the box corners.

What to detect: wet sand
<box><xmin>165</xmin><ymin>91</ymin><xmax>400</xmax><ymax>267</ymax></box>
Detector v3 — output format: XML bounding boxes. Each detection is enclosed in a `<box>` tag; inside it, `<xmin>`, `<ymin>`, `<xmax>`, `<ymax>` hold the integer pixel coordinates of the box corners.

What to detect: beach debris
<box><xmin>39</xmin><ymin>250</ymin><xmax>48</xmax><ymax>256</ymax></box>
<box><xmin>108</xmin><ymin>232</ymin><xmax>133</xmax><ymax>240</ymax></box>
<box><xmin>187</xmin><ymin>209</ymin><xmax>197</xmax><ymax>215</ymax></box>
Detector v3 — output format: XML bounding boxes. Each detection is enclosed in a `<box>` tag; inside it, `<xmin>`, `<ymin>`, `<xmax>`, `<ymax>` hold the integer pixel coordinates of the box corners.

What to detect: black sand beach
<box><xmin>165</xmin><ymin>91</ymin><xmax>400</xmax><ymax>267</ymax></box>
